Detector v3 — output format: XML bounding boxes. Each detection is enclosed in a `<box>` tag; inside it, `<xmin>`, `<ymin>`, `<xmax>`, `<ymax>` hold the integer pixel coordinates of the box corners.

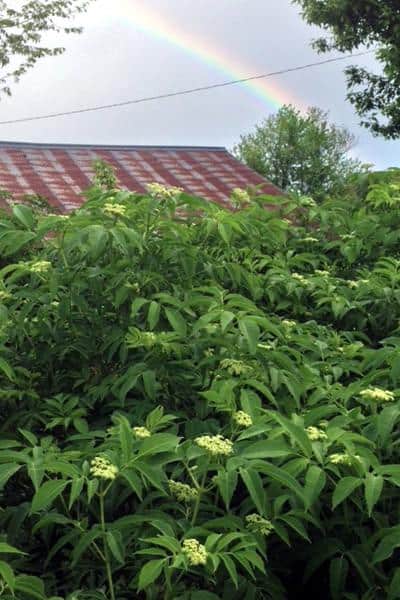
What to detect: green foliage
<box><xmin>0</xmin><ymin>0</ymin><xmax>92</xmax><ymax>97</ymax></box>
<box><xmin>234</xmin><ymin>105</ymin><xmax>364</xmax><ymax>200</ymax></box>
<box><xmin>293</xmin><ymin>0</ymin><xmax>400</xmax><ymax>138</ymax></box>
<box><xmin>0</xmin><ymin>180</ymin><xmax>400</xmax><ymax>598</ymax></box>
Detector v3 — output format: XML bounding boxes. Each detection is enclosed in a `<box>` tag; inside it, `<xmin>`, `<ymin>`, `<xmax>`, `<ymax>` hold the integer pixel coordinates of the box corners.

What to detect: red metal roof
<box><xmin>0</xmin><ymin>142</ymin><xmax>281</xmax><ymax>212</ymax></box>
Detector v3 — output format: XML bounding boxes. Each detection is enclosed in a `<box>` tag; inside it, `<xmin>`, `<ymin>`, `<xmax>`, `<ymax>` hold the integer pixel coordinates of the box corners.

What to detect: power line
<box><xmin>0</xmin><ymin>50</ymin><xmax>375</xmax><ymax>125</ymax></box>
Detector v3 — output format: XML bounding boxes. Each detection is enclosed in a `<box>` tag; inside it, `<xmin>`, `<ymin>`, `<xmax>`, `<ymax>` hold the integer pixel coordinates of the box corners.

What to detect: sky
<box><xmin>0</xmin><ymin>0</ymin><xmax>399</xmax><ymax>169</ymax></box>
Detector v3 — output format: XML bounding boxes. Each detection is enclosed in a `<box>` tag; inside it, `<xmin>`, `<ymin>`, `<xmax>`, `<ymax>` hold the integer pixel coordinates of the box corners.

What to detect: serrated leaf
<box><xmin>137</xmin><ymin>559</ymin><xmax>165</xmax><ymax>590</ymax></box>
<box><xmin>332</xmin><ymin>477</ymin><xmax>362</xmax><ymax>509</ymax></box>
<box><xmin>365</xmin><ymin>473</ymin><xmax>384</xmax><ymax>516</ymax></box>
<box><xmin>31</xmin><ymin>480</ymin><xmax>69</xmax><ymax>513</ymax></box>
<box><xmin>239</xmin><ymin>467</ymin><xmax>265</xmax><ymax>514</ymax></box>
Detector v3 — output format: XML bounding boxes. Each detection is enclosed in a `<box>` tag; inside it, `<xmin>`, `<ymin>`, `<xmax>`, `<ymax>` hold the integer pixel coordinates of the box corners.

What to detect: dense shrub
<box><xmin>0</xmin><ymin>181</ymin><xmax>400</xmax><ymax>599</ymax></box>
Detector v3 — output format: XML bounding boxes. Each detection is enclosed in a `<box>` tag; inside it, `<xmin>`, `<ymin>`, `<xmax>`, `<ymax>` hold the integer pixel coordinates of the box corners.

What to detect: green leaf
<box><xmin>220</xmin><ymin>311</ymin><xmax>235</xmax><ymax>332</ymax></box>
<box><xmin>239</xmin><ymin>318</ymin><xmax>260</xmax><ymax>354</ymax></box>
<box><xmin>329</xmin><ymin>556</ymin><xmax>349</xmax><ymax>600</ymax></box>
<box><xmin>137</xmin><ymin>559</ymin><xmax>165</xmax><ymax>590</ymax></box>
<box><xmin>239</xmin><ymin>468</ymin><xmax>265</xmax><ymax>514</ymax></box>
<box><xmin>71</xmin><ymin>527</ymin><xmax>102</xmax><ymax>567</ymax></box>
<box><xmin>0</xmin><ymin>357</ymin><xmax>14</xmax><ymax>381</ymax></box>
<box><xmin>388</xmin><ymin>567</ymin><xmax>400</xmax><ymax>600</ymax></box>
<box><xmin>0</xmin><ymin>560</ymin><xmax>15</xmax><ymax>591</ymax></box>
<box><xmin>138</xmin><ymin>433</ymin><xmax>178</xmax><ymax>457</ymax></box>
<box><xmin>256</xmin><ymin>462</ymin><xmax>306</xmax><ymax>504</ymax></box>
<box><xmin>148</xmin><ymin>301</ymin><xmax>161</xmax><ymax>330</ymax></box>
<box><xmin>14</xmin><ymin>575</ymin><xmax>46</xmax><ymax>599</ymax></box>
<box><xmin>332</xmin><ymin>477</ymin><xmax>362</xmax><ymax>509</ymax></box>
<box><xmin>240</xmin><ymin>438</ymin><xmax>292</xmax><ymax>459</ymax></box>
<box><xmin>304</xmin><ymin>465</ymin><xmax>326</xmax><ymax>509</ymax></box>
<box><xmin>69</xmin><ymin>477</ymin><xmax>84</xmax><ymax>510</ymax></box>
<box><xmin>278</xmin><ymin>515</ymin><xmax>309</xmax><ymax>541</ymax></box>
<box><xmin>118</xmin><ymin>415</ymin><xmax>133</xmax><ymax>463</ymax></box>
<box><xmin>214</xmin><ymin>469</ymin><xmax>238</xmax><ymax>510</ymax></box>
<box><xmin>121</xmin><ymin>470</ymin><xmax>143</xmax><ymax>500</ymax></box>
<box><xmin>220</xmin><ymin>554</ymin><xmax>238</xmax><ymax>588</ymax></box>
<box><xmin>12</xmin><ymin>205</ymin><xmax>35</xmax><ymax>229</ymax></box>
<box><xmin>0</xmin><ymin>463</ymin><xmax>20</xmax><ymax>490</ymax></box>
<box><xmin>373</xmin><ymin>531</ymin><xmax>400</xmax><ymax>563</ymax></box>
<box><xmin>31</xmin><ymin>480</ymin><xmax>69</xmax><ymax>513</ymax></box>
<box><xmin>0</xmin><ymin>543</ymin><xmax>24</xmax><ymax>554</ymax></box>
<box><xmin>165</xmin><ymin>308</ymin><xmax>187</xmax><ymax>336</ymax></box>
<box><xmin>365</xmin><ymin>473</ymin><xmax>384</xmax><ymax>516</ymax></box>
<box><xmin>106</xmin><ymin>530</ymin><xmax>125</xmax><ymax>564</ymax></box>
<box><xmin>271</xmin><ymin>413</ymin><xmax>312</xmax><ymax>458</ymax></box>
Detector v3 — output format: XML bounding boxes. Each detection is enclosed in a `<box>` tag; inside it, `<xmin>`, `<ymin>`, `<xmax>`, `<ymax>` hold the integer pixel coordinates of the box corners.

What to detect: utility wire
<box><xmin>0</xmin><ymin>50</ymin><xmax>375</xmax><ymax>125</ymax></box>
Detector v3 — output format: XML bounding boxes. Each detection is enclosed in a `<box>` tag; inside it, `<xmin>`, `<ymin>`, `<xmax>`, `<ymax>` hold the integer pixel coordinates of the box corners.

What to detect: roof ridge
<box><xmin>0</xmin><ymin>141</ymin><xmax>228</xmax><ymax>151</ymax></box>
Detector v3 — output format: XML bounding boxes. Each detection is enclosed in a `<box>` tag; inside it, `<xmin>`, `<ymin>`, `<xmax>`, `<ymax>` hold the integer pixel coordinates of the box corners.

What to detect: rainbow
<box><xmin>115</xmin><ymin>1</ymin><xmax>303</xmax><ymax>110</ymax></box>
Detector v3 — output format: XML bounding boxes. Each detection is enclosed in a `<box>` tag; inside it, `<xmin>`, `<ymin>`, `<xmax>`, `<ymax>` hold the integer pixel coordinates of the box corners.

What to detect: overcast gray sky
<box><xmin>1</xmin><ymin>0</ymin><xmax>399</xmax><ymax>169</ymax></box>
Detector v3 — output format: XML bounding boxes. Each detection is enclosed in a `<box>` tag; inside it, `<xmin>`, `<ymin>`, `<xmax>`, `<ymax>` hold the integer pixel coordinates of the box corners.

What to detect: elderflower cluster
<box><xmin>300</xmin><ymin>237</ymin><xmax>319</xmax><ymax>243</ymax></box>
<box><xmin>315</xmin><ymin>269</ymin><xmax>330</xmax><ymax>277</ymax></box>
<box><xmin>231</xmin><ymin>187</ymin><xmax>250</xmax><ymax>206</ymax></box>
<box><xmin>257</xmin><ymin>342</ymin><xmax>273</xmax><ymax>350</ymax></box>
<box><xmin>0</xmin><ymin>290</ymin><xmax>11</xmax><ymax>301</ymax></box>
<box><xmin>168</xmin><ymin>480</ymin><xmax>198</xmax><ymax>503</ymax></box>
<box><xmin>306</xmin><ymin>426</ymin><xmax>328</xmax><ymax>441</ymax></box>
<box><xmin>360</xmin><ymin>387</ymin><xmax>395</xmax><ymax>402</ymax></box>
<box><xmin>347</xmin><ymin>280</ymin><xmax>360</xmax><ymax>289</ymax></box>
<box><xmin>299</xmin><ymin>197</ymin><xmax>316</xmax><ymax>207</ymax></box>
<box><xmin>182</xmin><ymin>539</ymin><xmax>208</xmax><ymax>566</ymax></box>
<box><xmin>195</xmin><ymin>434</ymin><xmax>233</xmax><ymax>456</ymax></box>
<box><xmin>90</xmin><ymin>456</ymin><xmax>118</xmax><ymax>480</ymax></box>
<box><xmin>232</xmin><ymin>410</ymin><xmax>253</xmax><ymax>428</ymax></box>
<box><xmin>291</xmin><ymin>272</ymin><xmax>308</xmax><ymax>284</ymax></box>
<box><xmin>103</xmin><ymin>203</ymin><xmax>126</xmax><ymax>217</ymax></box>
<box><xmin>133</xmin><ymin>426</ymin><xmax>151</xmax><ymax>439</ymax></box>
<box><xmin>29</xmin><ymin>260</ymin><xmax>51</xmax><ymax>273</ymax></box>
<box><xmin>329</xmin><ymin>453</ymin><xmax>355</xmax><ymax>466</ymax></box>
<box><xmin>282</xmin><ymin>319</ymin><xmax>296</xmax><ymax>328</ymax></box>
<box><xmin>245</xmin><ymin>514</ymin><xmax>274</xmax><ymax>536</ymax></box>
<box><xmin>220</xmin><ymin>358</ymin><xmax>253</xmax><ymax>376</ymax></box>
<box><xmin>146</xmin><ymin>182</ymin><xmax>183</xmax><ymax>199</ymax></box>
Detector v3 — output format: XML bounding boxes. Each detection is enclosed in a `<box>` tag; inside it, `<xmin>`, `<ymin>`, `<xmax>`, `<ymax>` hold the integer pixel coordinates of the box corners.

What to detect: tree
<box><xmin>292</xmin><ymin>0</ymin><xmax>400</xmax><ymax>138</ymax></box>
<box><xmin>233</xmin><ymin>104</ymin><xmax>363</xmax><ymax>200</ymax></box>
<box><xmin>0</xmin><ymin>0</ymin><xmax>92</xmax><ymax>97</ymax></box>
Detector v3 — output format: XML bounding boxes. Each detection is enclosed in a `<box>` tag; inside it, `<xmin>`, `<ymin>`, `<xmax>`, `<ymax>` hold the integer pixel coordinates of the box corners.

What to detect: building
<box><xmin>0</xmin><ymin>141</ymin><xmax>281</xmax><ymax>212</ymax></box>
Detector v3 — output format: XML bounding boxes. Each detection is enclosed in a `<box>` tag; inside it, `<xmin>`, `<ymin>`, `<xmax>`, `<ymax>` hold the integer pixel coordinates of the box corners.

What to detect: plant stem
<box><xmin>191</xmin><ymin>461</ymin><xmax>209</xmax><ymax>526</ymax></box>
<box><xmin>99</xmin><ymin>491</ymin><xmax>115</xmax><ymax>600</ymax></box>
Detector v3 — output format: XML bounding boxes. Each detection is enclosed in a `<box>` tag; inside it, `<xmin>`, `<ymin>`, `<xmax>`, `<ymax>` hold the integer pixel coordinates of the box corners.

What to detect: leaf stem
<box><xmin>99</xmin><ymin>490</ymin><xmax>115</xmax><ymax>600</ymax></box>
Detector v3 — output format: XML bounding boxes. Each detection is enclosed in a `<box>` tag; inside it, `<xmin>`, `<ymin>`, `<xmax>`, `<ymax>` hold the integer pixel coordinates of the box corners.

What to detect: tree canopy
<box><xmin>234</xmin><ymin>105</ymin><xmax>363</xmax><ymax>200</ymax></box>
<box><xmin>293</xmin><ymin>0</ymin><xmax>400</xmax><ymax>138</ymax></box>
<box><xmin>0</xmin><ymin>0</ymin><xmax>92</xmax><ymax>97</ymax></box>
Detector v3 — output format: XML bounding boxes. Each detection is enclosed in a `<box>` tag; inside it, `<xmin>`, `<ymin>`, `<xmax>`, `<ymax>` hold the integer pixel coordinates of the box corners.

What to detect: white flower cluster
<box><xmin>146</xmin><ymin>182</ymin><xmax>183</xmax><ymax>199</ymax></box>
<box><xmin>220</xmin><ymin>358</ymin><xmax>253</xmax><ymax>376</ymax></box>
<box><xmin>315</xmin><ymin>269</ymin><xmax>330</xmax><ymax>277</ymax></box>
<box><xmin>133</xmin><ymin>426</ymin><xmax>151</xmax><ymax>439</ymax></box>
<box><xmin>29</xmin><ymin>260</ymin><xmax>51</xmax><ymax>273</ymax></box>
<box><xmin>103</xmin><ymin>203</ymin><xmax>126</xmax><ymax>217</ymax></box>
<box><xmin>0</xmin><ymin>290</ymin><xmax>11</xmax><ymax>301</ymax></box>
<box><xmin>282</xmin><ymin>319</ymin><xmax>296</xmax><ymax>328</ymax></box>
<box><xmin>168</xmin><ymin>480</ymin><xmax>198</xmax><ymax>502</ymax></box>
<box><xmin>90</xmin><ymin>456</ymin><xmax>119</xmax><ymax>480</ymax></box>
<box><xmin>182</xmin><ymin>539</ymin><xmax>208</xmax><ymax>566</ymax></box>
<box><xmin>195</xmin><ymin>434</ymin><xmax>233</xmax><ymax>456</ymax></box>
<box><xmin>245</xmin><ymin>514</ymin><xmax>274</xmax><ymax>536</ymax></box>
<box><xmin>329</xmin><ymin>453</ymin><xmax>357</xmax><ymax>466</ymax></box>
<box><xmin>306</xmin><ymin>426</ymin><xmax>328</xmax><ymax>441</ymax></box>
<box><xmin>360</xmin><ymin>387</ymin><xmax>395</xmax><ymax>402</ymax></box>
<box><xmin>232</xmin><ymin>410</ymin><xmax>253</xmax><ymax>428</ymax></box>
<box><xmin>231</xmin><ymin>187</ymin><xmax>250</xmax><ymax>206</ymax></box>
<box><xmin>291</xmin><ymin>272</ymin><xmax>309</xmax><ymax>285</ymax></box>
<box><xmin>300</xmin><ymin>237</ymin><xmax>319</xmax><ymax>243</ymax></box>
